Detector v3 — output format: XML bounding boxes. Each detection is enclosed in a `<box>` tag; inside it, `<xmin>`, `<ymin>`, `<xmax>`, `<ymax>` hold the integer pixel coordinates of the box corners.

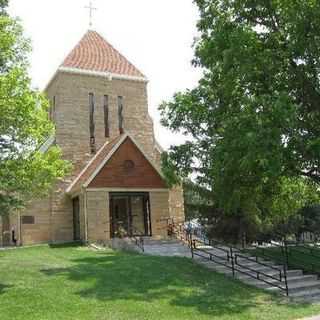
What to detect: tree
<box><xmin>0</xmin><ymin>1</ymin><xmax>70</xmax><ymax>215</ymax></box>
<box><xmin>183</xmin><ymin>179</ymin><xmax>215</xmax><ymax>220</ymax></box>
<box><xmin>160</xmin><ymin>0</ymin><xmax>320</xmax><ymax>228</ymax></box>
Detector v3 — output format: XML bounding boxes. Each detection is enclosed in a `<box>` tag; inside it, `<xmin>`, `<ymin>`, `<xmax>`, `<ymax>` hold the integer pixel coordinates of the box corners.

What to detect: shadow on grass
<box><xmin>39</xmin><ymin>249</ymin><xmax>312</xmax><ymax>317</ymax></box>
<box><xmin>49</xmin><ymin>242</ymin><xmax>83</xmax><ymax>249</ymax></box>
<box><xmin>0</xmin><ymin>284</ymin><xmax>12</xmax><ymax>295</ymax></box>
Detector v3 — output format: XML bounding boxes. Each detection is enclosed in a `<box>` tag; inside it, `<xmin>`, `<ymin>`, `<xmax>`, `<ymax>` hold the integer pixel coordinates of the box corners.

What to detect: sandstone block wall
<box><xmin>86</xmin><ymin>191</ymin><xmax>110</xmax><ymax>242</ymax></box>
<box><xmin>169</xmin><ymin>185</ymin><xmax>185</xmax><ymax>224</ymax></box>
<box><xmin>149</xmin><ymin>191</ymin><xmax>170</xmax><ymax>239</ymax></box>
<box><xmin>13</xmin><ymin>70</ymin><xmax>184</xmax><ymax>246</ymax></box>
<box><xmin>19</xmin><ymin>197</ymin><xmax>51</xmax><ymax>245</ymax></box>
<box><xmin>44</xmin><ymin>73</ymin><xmax>158</xmax><ymax>244</ymax></box>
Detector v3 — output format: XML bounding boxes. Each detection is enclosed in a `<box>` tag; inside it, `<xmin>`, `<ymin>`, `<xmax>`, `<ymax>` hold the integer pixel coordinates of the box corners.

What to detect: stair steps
<box><xmin>140</xmin><ymin>238</ymin><xmax>320</xmax><ymax>303</ymax></box>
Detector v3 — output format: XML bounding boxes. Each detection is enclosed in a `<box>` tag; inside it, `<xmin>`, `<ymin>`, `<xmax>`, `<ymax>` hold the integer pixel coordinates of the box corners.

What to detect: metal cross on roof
<box><xmin>85</xmin><ymin>1</ymin><xmax>97</xmax><ymax>28</ymax></box>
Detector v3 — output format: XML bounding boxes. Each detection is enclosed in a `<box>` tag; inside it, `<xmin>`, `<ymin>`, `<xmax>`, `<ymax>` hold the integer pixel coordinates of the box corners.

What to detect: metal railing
<box><xmin>169</xmin><ymin>221</ymin><xmax>289</xmax><ymax>296</ymax></box>
<box><xmin>234</xmin><ymin>253</ymin><xmax>288</xmax><ymax>294</ymax></box>
<box><xmin>249</xmin><ymin>240</ymin><xmax>320</xmax><ymax>277</ymax></box>
<box><xmin>133</xmin><ymin>235</ymin><xmax>144</xmax><ymax>252</ymax></box>
<box><xmin>123</xmin><ymin>226</ymin><xmax>145</xmax><ymax>252</ymax></box>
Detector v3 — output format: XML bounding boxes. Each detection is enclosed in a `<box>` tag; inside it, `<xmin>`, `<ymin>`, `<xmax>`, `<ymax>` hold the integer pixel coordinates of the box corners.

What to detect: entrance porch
<box><xmin>67</xmin><ymin>134</ymin><xmax>184</xmax><ymax>244</ymax></box>
<box><xmin>73</xmin><ymin>189</ymin><xmax>172</xmax><ymax>243</ymax></box>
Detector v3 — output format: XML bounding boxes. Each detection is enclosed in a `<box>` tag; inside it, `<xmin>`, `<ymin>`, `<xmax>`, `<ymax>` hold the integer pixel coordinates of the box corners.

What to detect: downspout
<box><xmin>84</xmin><ymin>188</ymin><xmax>88</xmax><ymax>244</ymax></box>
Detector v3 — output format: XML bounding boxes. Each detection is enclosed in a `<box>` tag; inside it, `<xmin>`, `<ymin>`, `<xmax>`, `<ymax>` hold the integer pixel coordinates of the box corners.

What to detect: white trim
<box><xmin>86</xmin><ymin>188</ymin><xmax>169</xmax><ymax>193</ymax></box>
<box><xmin>155</xmin><ymin>139</ymin><xmax>164</xmax><ymax>153</ymax></box>
<box><xmin>58</xmin><ymin>67</ymin><xmax>148</xmax><ymax>83</ymax></box>
<box><xmin>84</xmin><ymin>134</ymin><xmax>128</xmax><ymax>187</ymax></box>
<box><xmin>66</xmin><ymin>138</ymin><xmax>116</xmax><ymax>193</ymax></box>
<box><xmin>43</xmin><ymin>71</ymin><xmax>58</xmax><ymax>92</ymax></box>
<box><xmin>84</xmin><ymin>133</ymin><xmax>165</xmax><ymax>188</ymax></box>
<box><xmin>67</xmin><ymin>133</ymin><xmax>166</xmax><ymax>194</ymax></box>
<box><xmin>127</xmin><ymin>134</ymin><xmax>165</xmax><ymax>179</ymax></box>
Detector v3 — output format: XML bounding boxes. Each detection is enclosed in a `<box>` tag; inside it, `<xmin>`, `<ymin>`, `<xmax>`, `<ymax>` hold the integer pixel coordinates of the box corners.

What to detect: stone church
<box><xmin>0</xmin><ymin>30</ymin><xmax>184</xmax><ymax>246</ymax></box>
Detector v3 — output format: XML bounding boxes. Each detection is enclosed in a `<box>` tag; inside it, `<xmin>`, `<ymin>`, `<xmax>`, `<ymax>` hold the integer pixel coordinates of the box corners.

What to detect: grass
<box><xmin>0</xmin><ymin>245</ymin><xmax>320</xmax><ymax>320</ymax></box>
<box><xmin>253</xmin><ymin>246</ymin><xmax>320</xmax><ymax>275</ymax></box>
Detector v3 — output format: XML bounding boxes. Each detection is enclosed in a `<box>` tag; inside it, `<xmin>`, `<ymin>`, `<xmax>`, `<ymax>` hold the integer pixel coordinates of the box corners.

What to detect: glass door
<box><xmin>110</xmin><ymin>193</ymin><xmax>151</xmax><ymax>238</ymax></box>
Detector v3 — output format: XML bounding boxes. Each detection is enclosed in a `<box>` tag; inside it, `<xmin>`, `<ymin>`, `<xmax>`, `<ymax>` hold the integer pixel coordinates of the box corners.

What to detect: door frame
<box><xmin>109</xmin><ymin>192</ymin><xmax>152</xmax><ymax>238</ymax></box>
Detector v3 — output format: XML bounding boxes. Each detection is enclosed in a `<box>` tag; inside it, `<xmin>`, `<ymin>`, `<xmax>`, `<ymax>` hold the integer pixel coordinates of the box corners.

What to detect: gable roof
<box><xmin>66</xmin><ymin>133</ymin><xmax>166</xmax><ymax>194</ymax></box>
<box><xmin>61</xmin><ymin>30</ymin><xmax>145</xmax><ymax>79</ymax></box>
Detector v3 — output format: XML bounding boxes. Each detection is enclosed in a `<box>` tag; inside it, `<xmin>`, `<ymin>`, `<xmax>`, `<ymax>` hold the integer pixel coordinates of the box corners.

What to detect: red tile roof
<box><xmin>61</xmin><ymin>30</ymin><xmax>145</xmax><ymax>78</ymax></box>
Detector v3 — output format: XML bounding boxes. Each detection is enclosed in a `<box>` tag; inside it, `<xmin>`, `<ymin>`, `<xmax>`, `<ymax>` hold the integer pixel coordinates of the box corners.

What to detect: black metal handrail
<box><xmin>247</xmin><ymin>241</ymin><xmax>290</xmax><ymax>266</ymax></box>
<box><xmin>190</xmin><ymin>243</ymin><xmax>236</xmax><ymax>276</ymax></box>
<box><xmin>287</xmin><ymin>241</ymin><xmax>320</xmax><ymax>258</ymax></box>
<box><xmin>171</xmin><ymin>222</ymin><xmax>193</xmax><ymax>247</ymax></box>
<box><xmin>134</xmin><ymin>236</ymin><xmax>144</xmax><ymax>252</ymax></box>
<box><xmin>285</xmin><ymin>245</ymin><xmax>320</xmax><ymax>276</ymax></box>
<box><xmin>235</xmin><ymin>253</ymin><xmax>284</xmax><ymax>277</ymax></box>
<box><xmin>234</xmin><ymin>254</ymin><xmax>289</xmax><ymax>295</ymax></box>
<box><xmin>193</xmin><ymin>237</ymin><xmax>286</xmax><ymax>279</ymax></box>
<box><xmin>250</xmin><ymin>240</ymin><xmax>320</xmax><ymax>277</ymax></box>
<box><xmin>167</xmin><ymin>221</ymin><xmax>290</xmax><ymax>295</ymax></box>
<box><xmin>191</xmin><ymin>240</ymin><xmax>289</xmax><ymax>296</ymax></box>
<box><xmin>126</xmin><ymin>227</ymin><xmax>145</xmax><ymax>252</ymax></box>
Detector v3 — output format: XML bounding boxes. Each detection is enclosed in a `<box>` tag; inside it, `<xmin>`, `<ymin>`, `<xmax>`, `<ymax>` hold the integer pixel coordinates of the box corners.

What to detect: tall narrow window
<box><xmin>49</xmin><ymin>96</ymin><xmax>56</xmax><ymax>122</ymax></box>
<box><xmin>104</xmin><ymin>95</ymin><xmax>110</xmax><ymax>138</ymax></box>
<box><xmin>118</xmin><ymin>96</ymin><xmax>124</xmax><ymax>134</ymax></box>
<box><xmin>89</xmin><ymin>93</ymin><xmax>96</xmax><ymax>154</ymax></box>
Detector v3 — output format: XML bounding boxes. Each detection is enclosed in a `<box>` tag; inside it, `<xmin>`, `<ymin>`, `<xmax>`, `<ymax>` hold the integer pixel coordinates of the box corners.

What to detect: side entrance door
<box><xmin>110</xmin><ymin>193</ymin><xmax>152</xmax><ymax>238</ymax></box>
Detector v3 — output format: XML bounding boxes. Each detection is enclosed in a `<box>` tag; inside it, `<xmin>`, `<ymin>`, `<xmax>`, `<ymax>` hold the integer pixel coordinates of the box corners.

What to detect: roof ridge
<box><xmin>66</xmin><ymin>135</ymin><xmax>124</xmax><ymax>194</ymax></box>
<box><xmin>61</xmin><ymin>30</ymin><xmax>145</xmax><ymax>78</ymax></box>
<box><xmin>89</xmin><ymin>30</ymin><xmax>145</xmax><ymax>78</ymax></box>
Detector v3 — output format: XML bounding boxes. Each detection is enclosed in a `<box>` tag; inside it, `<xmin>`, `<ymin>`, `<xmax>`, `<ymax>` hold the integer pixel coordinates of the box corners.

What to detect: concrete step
<box><xmin>293</xmin><ymin>293</ymin><xmax>320</xmax><ymax>303</ymax></box>
<box><xmin>289</xmin><ymin>287</ymin><xmax>320</xmax><ymax>300</ymax></box>
<box><xmin>195</xmin><ymin>258</ymin><xmax>313</xmax><ymax>292</ymax></box>
<box><xmin>257</xmin><ymin>279</ymin><xmax>320</xmax><ymax>295</ymax></box>
<box><xmin>143</xmin><ymin>239</ymin><xmax>182</xmax><ymax>245</ymax></box>
<box><xmin>236</xmin><ymin>270</ymin><xmax>304</xmax><ymax>283</ymax></box>
<box><xmin>144</xmin><ymin>245</ymin><xmax>190</xmax><ymax>250</ymax></box>
<box><xmin>143</xmin><ymin>241</ymin><xmax>191</xmax><ymax>257</ymax></box>
<box><xmin>244</xmin><ymin>275</ymin><xmax>318</xmax><ymax>288</ymax></box>
<box><xmin>152</xmin><ymin>238</ymin><xmax>320</xmax><ymax>302</ymax></box>
<box><xmin>288</xmin><ymin>280</ymin><xmax>320</xmax><ymax>293</ymax></box>
<box><xmin>195</xmin><ymin>257</ymin><xmax>282</xmax><ymax>273</ymax></box>
<box><xmin>233</xmin><ymin>263</ymin><xmax>284</xmax><ymax>274</ymax></box>
<box><xmin>233</xmin><ymin>261</ymin><xmax>280</xmax><ymax>269</ymax></box>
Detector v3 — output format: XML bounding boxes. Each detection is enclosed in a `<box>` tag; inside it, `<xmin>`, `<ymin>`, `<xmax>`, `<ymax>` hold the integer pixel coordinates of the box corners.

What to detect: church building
<box><xmin>0</xmin><ymin>30</ymin><xmax>184</xmax><ymax>246</ymax></box>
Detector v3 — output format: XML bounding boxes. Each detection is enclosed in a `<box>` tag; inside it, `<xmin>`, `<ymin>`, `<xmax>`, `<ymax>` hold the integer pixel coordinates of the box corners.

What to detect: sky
<box><xmin>8</xmin><ymin>0</ymin><xmax>202</xmax><ymax>149</ymax></box>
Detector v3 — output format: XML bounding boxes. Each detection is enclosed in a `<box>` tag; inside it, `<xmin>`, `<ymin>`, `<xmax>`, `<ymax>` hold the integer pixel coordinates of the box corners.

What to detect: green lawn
<box><xmin>0</xmin><ymin>245</ymin><xmax>320</xmax><ymax>320</ymax></box>
<box><xmin>252</xmin><ymin>246</ymin><xmax>320</xmax><ymax>275</ymax></box>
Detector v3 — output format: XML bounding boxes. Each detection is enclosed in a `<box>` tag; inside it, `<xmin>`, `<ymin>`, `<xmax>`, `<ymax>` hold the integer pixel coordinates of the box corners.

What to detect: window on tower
<box><xmin>89</xmin><ymin>93</ymin><xmax>96</xmax><ymax>154</ymax></box>
<box><xmin>104</xmin><ymin>95</ymin><xmax>109</xmax><ymax>138</ymax></box>
<box><xmin>118</xmin><ymin>96</ymin><xmax>124</xmax><ymax>134</ymax></box>
<box><xmin>49</xmin><ymin>96</ymin><xmax>56</xmax><ymax>122</ymax></box>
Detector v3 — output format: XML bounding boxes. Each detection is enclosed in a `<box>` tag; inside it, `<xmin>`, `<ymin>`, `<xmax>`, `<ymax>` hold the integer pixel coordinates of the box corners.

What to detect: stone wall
<box><xmin>13</xmin><ymin>70</ymin><xmax>184</xmax><ymax>246</ymax></box>
<box><xmin>19</xmin><ymin>197</ymin><xmax>51</xmax><ymax>245</ymax></box>
<box><xmin>44</xmin><ymin>72</ymin><xmax>158</xmax><ymax>244</ymax></box>
<box><xmin>86</xmin><ymin>190</ymin><xmax>110</xmax><ymax>242</ymax></box>
<box><xmin>79</xmin><ymin>193</ymin><xmax>86</xmax><ymax>241</ymax></box>
<box><xmin>46</xmin><ymin>72</ymin><xmax>156</xmax><ymax>164</ymax></box>
<box><xmin>149</xmin><ymin>191</ymin><xmax>170</xmax><ymax>239</ymax></box>
<box><xmin>169</xmin><ymin>185</ymin><xmax>185</xmax><ymax>224</ymax></box>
